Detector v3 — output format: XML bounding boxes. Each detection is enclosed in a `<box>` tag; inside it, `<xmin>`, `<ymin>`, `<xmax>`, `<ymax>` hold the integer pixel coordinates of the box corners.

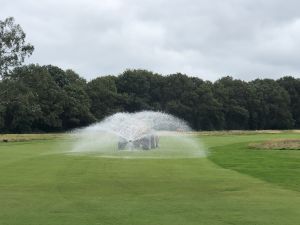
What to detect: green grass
<box><xmin>206</xmin><ymin>133</ymin><xmax>300</xmax><ymax>192</ymax></box>
<box><xmin>0</xmin><ymin>132</ymin><xmax>300</xmax><ymax>225</ymax></box>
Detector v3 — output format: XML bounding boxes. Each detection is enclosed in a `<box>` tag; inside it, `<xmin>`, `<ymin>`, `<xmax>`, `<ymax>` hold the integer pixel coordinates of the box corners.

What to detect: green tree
<box><xmin>116</xmin><ymin>70</ymin><xmax>154</xmax><ymax>111</ymax></box>
<box><xmin>0</xmin><ymin>82</ymin><xmax>6</xmax><ymax>130</ymax></box>
<box><xmin>0</xmin><ymin>103</ymin><xmax>5</xmax><ymax>130</ymax></box>
<box><xmin>0</xmin><ymin>17</ymin><xmax>34</xmax><ymax>77</ymax></box>
<box><xmin>60</xmin><ymin>69</ymin><xmax>95</xmax><ymax>129</ymax></box>
<box><xmin>162</xmin><ymin>74</ymin><xmax>223</xmax><ymax>130</ymax></box>
<box><xmin>213</xmin><ymin>77</ymin><xmax>250</xmax><ymax>130</ymax></box>
<box><xmin>277</xmin><ymin>77</ymin><xmax>300</xmax><ymax>128</ymax></box>
<box><xmin>5</xmin><ymin>65</ymin><xmax>64</xmax><ymax>131</ymax></box>
<box><xmin>248</xmin><ymin>79</ymin><xmax>294</xmax><ymax>129</ymax></box>
<box><xmin>1</xmin><ymin>64</ymin><xmax>96</xmax><ymax>132</ymax></box>
<box><xmin>191</xmin><ymin>78</ymin><xmax>224</xmax><ymax>130</ymax></box>
<box><xmin>161</xmin><ymin>73</ymin><xmax>195</xmax><ymax>125</ymax></box>
<box><xmin>87</xmin><ymin>76</ymin><xmax>123</xmax><ymax>120</ymax></box>
<box><xmin>0</xmin><ymin>78</ymin><xmax>41</xmax><ymax>132</ymax></box>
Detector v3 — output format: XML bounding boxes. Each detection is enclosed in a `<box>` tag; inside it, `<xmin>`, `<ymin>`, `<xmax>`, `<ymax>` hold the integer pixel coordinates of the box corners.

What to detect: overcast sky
<box><xmin>1</xmin><ymin>0</ymin><xmax>300</xmax><ymax>81</ymax></box>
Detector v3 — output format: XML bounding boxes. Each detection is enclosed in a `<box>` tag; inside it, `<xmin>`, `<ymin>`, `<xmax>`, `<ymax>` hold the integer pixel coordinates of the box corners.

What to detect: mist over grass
<box><xmin>68</xmin><ymin>133</ymin><xmax>206</xmax><ymax>159</ymax></box>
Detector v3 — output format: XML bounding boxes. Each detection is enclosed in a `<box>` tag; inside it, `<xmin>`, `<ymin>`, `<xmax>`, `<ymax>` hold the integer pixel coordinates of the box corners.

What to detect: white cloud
<box><xmin>1</xmin><ymin>0</ymin><xmax>300</xmax><ymax>80</ymax></box>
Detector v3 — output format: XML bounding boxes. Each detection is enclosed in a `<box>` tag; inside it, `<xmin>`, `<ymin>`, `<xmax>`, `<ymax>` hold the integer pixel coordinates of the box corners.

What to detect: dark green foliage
<box><xmin>87</xmin><ymin>76</ymin><xmax>123</xmax><ymax>120</ymax></box>
<box><xmin>0</xmin><ymin>64</ymin><xmax>94</xmax><ymax>132</ymax></box>
<box><xmin>277</xmin><ymin>77</ymin><xmax>300</xmax><ymax>128</ymax></box>
<box><xmin>213</xmin><ymin>77</ymin><xmax>250</xmax><ymax>130</ymax></box>
<box><xmin>0</xmin><ymin>65</ymin><xmax>299</xmax><ymax>132</ymax></box>
<box><xmin>2</xmin><ymin>65</ymin><xmax>64</xmax><ymax>132</ymax></box>
<box><xmin>0</xmin><ymin>78</ymin><xmax>40</xmax><ymax>132</ymax></box>
<box><xmin>190</xmin><ymin>78</ymin><xmax>224</xmax><ymax>130</ymax></box>
<box><xmin>248</xmin><ymin>79</ymin><xmax>294</xmax><ymax>129</ymax></box>
<box><xmin>59</xmin><ymin>69</ymin><xmax>95</xmax><ymax>129</ymax></box>
<box><xmin>161</xmin><ymin>74</ymin><xmax>223</xmax><ymax>130</ymax></box>
<box><xmin>116</xmin><ymin>70</ymin><xmax>163</xmax><ymax>111</ymax></box>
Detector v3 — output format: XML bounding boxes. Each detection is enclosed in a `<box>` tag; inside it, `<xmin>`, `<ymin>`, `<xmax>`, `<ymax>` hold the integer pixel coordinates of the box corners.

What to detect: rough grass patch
<box><xmin>249</xmin><ymin>139</ymin><xmax>300</xmax><ymax>150</ymax></box>
<box><xmin>0</xmin><ymin>133</ymin><xmax>65</xmax><ymax>142</ymax></box>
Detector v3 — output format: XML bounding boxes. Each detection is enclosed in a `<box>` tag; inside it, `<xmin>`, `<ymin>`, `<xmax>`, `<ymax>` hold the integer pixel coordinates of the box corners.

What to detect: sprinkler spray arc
<box><xmin>69</xmin><ymin>111</ymin><xmax>206</xmax><ymax>159</ymax></box>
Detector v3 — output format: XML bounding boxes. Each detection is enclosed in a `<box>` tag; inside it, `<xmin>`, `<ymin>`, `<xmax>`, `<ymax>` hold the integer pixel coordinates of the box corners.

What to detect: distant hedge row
<box><xmin>1</xmin><ymin>64</ymin><xmax>299</xmax><ymax>132</ymax></box>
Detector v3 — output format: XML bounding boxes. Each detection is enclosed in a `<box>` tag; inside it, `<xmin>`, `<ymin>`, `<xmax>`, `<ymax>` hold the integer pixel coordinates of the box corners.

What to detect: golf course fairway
<box><xmin>0</xmin><ymin>132</ymin><xmax>299</xmax><ymax>225</ymax></box>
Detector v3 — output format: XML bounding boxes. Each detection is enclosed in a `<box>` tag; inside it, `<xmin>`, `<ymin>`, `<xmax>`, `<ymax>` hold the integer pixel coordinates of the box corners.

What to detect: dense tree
<box><xmin>161</xmin><ymin>73</ymin><xmax>195</xmax><ymax>125</ymax></box>
<box><xmin>59</xmin><ymin>69</ymin><xmax>95</xmax><ymax>128</ymax></box>
<box><xmin>0</xmin><ymin>64</ymin><xmax>299</xmax><ymax>132</ymax></box>
<box><xmin>6</xmin><ymin>65</ymin><xmax>64</xmax><ymax>131</ymax></box>
<box><xmin>248</xmin><ymin>79</ymin><xmax>294</xmax><ymax>129</ymax></box>
<box><xmin>213</xmin><ymin>77</ymin><xmax>250</xmax><ymax>130</ymax></box>
<box><xmin>277</xmin><ymin>77</ymin><xmax>300</xmax><ymax>128</ymax></box>
<box><xmin>42</xmin><ymin>66</ymin><xmax>95</xmax><ymax>128</ymax></box>
<box><xmin>0</xmin><ymin>17</ymin><xmax>34</xmax><ymax>77</ymax></box>
<box><xmin>0</xmin><ymin>64</ymin><xmax>95</xmax><ymax>132</ymax></box>
<box><xmin>190</xmin><ymin>78</ymin><xmax>224</xmax><ymax>130</ymax></box>
<box><xmin>116</xmin><ymin>70</ymin><xmax>160</xmax><ymax>111</ymax></box>
<box><xmin>87</xmin><ymin>76</ymin><xmax>123</xmax><ymax>120</ymax></box>
<box><xmin>160</xmin><ymin>74</ymin><xmax>223</xmax><ymax>130</ymax></box>
<box><xmin>0</xmin><ymin>76</ymin><xmax>41</xmax><ymax>132</ymax></box>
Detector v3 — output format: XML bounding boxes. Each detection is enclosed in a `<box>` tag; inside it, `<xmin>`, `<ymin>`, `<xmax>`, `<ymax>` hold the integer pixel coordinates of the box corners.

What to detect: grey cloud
<box><xmin>1</xmin><ymin>0</ymin><xmax>300</xmax><ymax>80</ymax></box>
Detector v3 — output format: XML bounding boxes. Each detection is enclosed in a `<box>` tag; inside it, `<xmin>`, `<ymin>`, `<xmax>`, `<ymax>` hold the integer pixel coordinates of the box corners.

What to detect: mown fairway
<box><xmin>0</xmin><ymin>132</ymin><xmax>300</xmax><ymax>225</ymax></box>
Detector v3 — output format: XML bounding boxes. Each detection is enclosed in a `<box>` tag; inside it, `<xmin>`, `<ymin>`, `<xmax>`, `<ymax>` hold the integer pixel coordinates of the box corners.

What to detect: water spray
<box><xmin>68</xmin><ymin>111</ymin><xmax>206</xmax><ymax>159</ymax></box>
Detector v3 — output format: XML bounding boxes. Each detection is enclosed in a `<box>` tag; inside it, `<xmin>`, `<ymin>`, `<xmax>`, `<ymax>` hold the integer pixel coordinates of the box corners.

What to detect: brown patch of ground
<box><xmin>0</xmin><ymin>133</ymin><xmax>65</xmax><ymax>142</ymax></box>
<box><xmin>249</xmin><ymin>139</ymin><xmax>300</xmax><ymax>150</ymax></box>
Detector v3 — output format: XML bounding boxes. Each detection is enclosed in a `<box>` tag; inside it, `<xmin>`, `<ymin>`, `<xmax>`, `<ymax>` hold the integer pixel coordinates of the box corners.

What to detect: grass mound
<box><xmin>249</xmin><ymin>139</ymin><xmax>300</xmax><ymax>150</ymax></box>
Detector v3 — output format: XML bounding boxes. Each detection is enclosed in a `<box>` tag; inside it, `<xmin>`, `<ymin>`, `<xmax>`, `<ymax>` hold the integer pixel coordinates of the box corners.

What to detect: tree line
<box><xmin>1</xmin><ymin>17</ymin><xmax>300</xmax><ymax>132</ymax></box>
<box><xmin>0</xmin><ymin>65</ymin><xmax>300</xmax><ymax>132</ymax></box>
